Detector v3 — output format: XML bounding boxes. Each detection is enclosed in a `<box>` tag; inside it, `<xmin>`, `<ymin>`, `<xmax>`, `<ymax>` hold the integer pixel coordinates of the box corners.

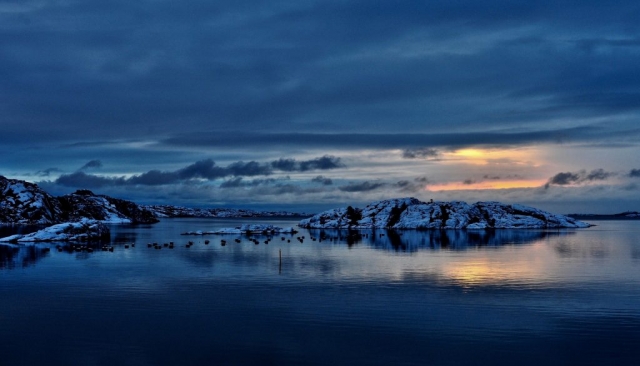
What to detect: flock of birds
<box><xmin>55</xmin><ymin>243</ymin><xmax>117</xmax><ymax>253</ymax></box>
<box><xmin>47</xmin><ymin>231</ymin><xmax>391</xmax><ymax>254</ymax></box>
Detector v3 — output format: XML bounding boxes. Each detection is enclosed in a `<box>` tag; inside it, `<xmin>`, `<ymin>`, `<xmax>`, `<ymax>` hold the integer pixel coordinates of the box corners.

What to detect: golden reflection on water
<box><xmin>442</xmin><ymin>259</ymin><xmax>535</xmax><ymax>287</ymax></box>
<box><xmin>329</xmin><ymin>242</ymin><xmax>556</xmax><ymax>287</ymax></box>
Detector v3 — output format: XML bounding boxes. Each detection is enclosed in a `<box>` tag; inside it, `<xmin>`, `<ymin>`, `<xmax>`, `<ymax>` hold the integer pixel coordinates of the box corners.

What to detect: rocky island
<box><xmin>299</xmin><ymin>198</ymin><xmax>591</xmax><ymax>229</ymax></box>
<box><xmin>0</xmin><ymin>176</ymin><xmax>158</xmax><ymax>225</ymax></box>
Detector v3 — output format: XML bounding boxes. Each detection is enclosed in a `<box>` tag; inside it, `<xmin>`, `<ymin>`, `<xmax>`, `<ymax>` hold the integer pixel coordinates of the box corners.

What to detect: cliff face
<box><xmin>298</xmin><ymin>197</ymin><xmax>591</xmax><ymax>229</ymax></box>
<box><xmin>57</xmin><ymin>190</ymin><xmax>158</xmax><ymax>224</ymax></box>
<box><xmin>0</xmin><ymin>177</ymin><xmax>62</xmax><ymax>224</ymax></box>
<box><xmin>0</xmin><ymin>177</ymin><xmax>158</xmax><ymax>225</ymax></box>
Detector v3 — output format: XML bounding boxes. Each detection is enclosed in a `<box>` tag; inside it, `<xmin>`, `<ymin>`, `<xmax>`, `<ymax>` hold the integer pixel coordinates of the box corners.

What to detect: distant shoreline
<box><xmin>568</xmin><ymin>214</ymin><xmax>640</xmax><ymax>220</ymax></box>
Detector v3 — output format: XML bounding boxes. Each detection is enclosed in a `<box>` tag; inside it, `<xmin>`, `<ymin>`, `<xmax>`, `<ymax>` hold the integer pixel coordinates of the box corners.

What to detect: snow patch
<box><xmin>0</xmin><ymin>219</ymin><xmax>110</xmax><ymax>242</ymax></box>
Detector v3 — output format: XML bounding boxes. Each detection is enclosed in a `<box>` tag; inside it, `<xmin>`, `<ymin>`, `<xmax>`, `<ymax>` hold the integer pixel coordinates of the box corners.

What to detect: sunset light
<box><xmin>2</xmin><ymin>2</ymin><xmax>639</xmax><ymax>364</ymax></box>
<box><xmin>427</xmin><ymin>179</ymin><xmax>547</xmax><ymax>191</ymax></box>
<box><xmin>441</xmin><ymin>148</ymin><xmax>540</xmax><ymax>166</ymax></box>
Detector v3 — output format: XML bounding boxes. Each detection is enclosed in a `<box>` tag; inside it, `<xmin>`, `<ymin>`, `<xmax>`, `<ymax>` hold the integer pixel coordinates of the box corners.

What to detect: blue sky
<box><xmin>1</xmin><ymin>1</ymin><xmax>640</xmax><ymax>213</ymax></box>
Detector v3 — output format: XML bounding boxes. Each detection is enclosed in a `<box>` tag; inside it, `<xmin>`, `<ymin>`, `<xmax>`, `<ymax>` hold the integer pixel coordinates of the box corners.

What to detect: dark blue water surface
<box><xmin>1</xmin><ymin>219</ymin><xmax>639</xmax><ymax>365</ymax></box>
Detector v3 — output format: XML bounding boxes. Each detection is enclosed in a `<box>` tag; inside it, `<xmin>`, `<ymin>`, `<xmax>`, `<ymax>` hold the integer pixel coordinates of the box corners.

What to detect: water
<box><xmin>1</xmin><ymin>218</ymin><xmax>639</xmax><ymax>365</ymax></box>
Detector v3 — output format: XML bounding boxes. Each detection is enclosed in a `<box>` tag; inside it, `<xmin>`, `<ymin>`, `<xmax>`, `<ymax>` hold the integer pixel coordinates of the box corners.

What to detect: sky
<box><xmin>1</xmin><ymin>0</ymin><xmax>640</xmax><ymax>213</ymax></box>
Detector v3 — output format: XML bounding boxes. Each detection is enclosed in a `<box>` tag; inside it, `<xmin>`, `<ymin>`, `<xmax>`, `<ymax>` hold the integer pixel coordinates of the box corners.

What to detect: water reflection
<box><xmin>0</xmin><ymin>227</ymin><xmax>581</xmax><ymax>270</ymax></box>
<box><xmin>1</xmin><ymin>220</ymin><xmax>638</xmax><ymax>366</ymax></box>
<box><xmin>308</xmin><ymin>228</ymin><xmax>575</xmax><ymax>252</ymax></box>
<box><xmin>633</xmin><ymin>247</ymin><xmax>640</xmax><ymax>261</ymax></box>
<box><xmin>552</xmin><ymin>239</ymin><xmax>612</xmax><ymax>259</ymax></box>
<box><xmin>0</xmin><ymin>244</ymin><xmax>49</xmax><ymax>269</ymax></box>
<box><xmin>111</xmin><ymin>231</ymin><xmax>139</xmax><ymax>244</ymax></box>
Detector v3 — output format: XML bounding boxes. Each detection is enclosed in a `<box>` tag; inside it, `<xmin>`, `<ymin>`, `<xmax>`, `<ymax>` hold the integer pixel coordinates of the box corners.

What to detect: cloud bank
<box><xmin>52</xmin><ymin>156</ymin><xmax>344</xmax><ymax>188</ymax></box>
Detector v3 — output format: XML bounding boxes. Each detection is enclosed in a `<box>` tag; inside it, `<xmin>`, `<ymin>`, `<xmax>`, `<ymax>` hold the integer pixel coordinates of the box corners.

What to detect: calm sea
<box><xmin>1</xmin><ymin>218</ymin><xmax>639</xmax><ymax>365</ymax></box>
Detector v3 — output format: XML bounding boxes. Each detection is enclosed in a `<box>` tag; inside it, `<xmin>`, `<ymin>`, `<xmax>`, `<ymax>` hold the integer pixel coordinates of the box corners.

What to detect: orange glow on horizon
<box><xmin>426</xmin><ymin>179</ymin><xmax>547</xmax><ymax>191</ymax></box>
<box><xmin>441</xmin><ymin>148</ymin><xmax>540</xmax><ymax>166</ymax></box>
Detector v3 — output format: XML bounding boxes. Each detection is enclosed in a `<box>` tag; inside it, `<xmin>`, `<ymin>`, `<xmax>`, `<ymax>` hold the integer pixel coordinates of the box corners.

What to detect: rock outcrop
<box><xmin>298</xmin><ymin>197</ymin><xmax>591</xmax><ymax>229</ymax></box>
<box><xmin>57</xmin><ymin>190</ymin><xmax>158</xmax><ymax>224</ymax></box>
<box><xmin>0</xmin><ymin>176</ymin><xmax>158</xmax><ymax>224</ymax></box>
<box><xmin>0</xmin><ymin>177</ymin><xmax>62</xmax><ymax>225</ymax></box>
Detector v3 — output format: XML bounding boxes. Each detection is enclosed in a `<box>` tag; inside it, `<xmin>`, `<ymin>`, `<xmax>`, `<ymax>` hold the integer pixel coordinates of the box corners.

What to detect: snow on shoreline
<box><xmin>0</xmin><ymin>219</ymin><xmax>110</xmax><ymax>243</ymax></box>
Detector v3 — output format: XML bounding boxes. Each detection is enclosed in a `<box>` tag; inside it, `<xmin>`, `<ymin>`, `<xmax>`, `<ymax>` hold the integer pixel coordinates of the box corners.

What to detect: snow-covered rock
<box><xmin>57</xmin><ymin>189</ymin><xmax>158</xmax><ymax>224</ymax></box>
<box><xmin>0</xmin><ymin>219</ymin><xmax>110</xmax><ymax>242</ymax></box>
<box><xmin>0</xmin><ymin>176</ymin><xmax>158</xmax><ymax>224</ymax></box>
<box><xmin>182</xmin><ymin>224</ymin><xmax>298</xmax><ymax>235</ymax></box>
<box><xmin>299</xmin><ymin>198</ymin><xmax>591</xmax><ymax>229</ymax></box>
<box><xmin>0</xmin><ymin>177</ymin><xmax>61</xmax><ymax>224</ymax></box>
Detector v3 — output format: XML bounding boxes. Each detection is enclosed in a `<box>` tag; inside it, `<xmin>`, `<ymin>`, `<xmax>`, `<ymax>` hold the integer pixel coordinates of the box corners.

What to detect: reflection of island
<box><xmin>306</xmin><ymin>228</ymin><xmax>576</xmax><ymax>252</ymax></box>
<box><xmin>0</xmin><ymin>230</ymin><xmax>140</xmax><ymax>269</ymax></box>
<box><xmin>0</xmin><ymin>244</ymin><xmax>50</xmax><ymax>269</ymax></box>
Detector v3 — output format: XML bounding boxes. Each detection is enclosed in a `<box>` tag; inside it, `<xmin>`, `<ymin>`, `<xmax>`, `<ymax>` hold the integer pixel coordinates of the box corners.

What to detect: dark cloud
<box><xmin>219</xmin><ymin>177</ymin><xmax>244</xmax><ymax>189</ymax></box>
<box><xmin>299</xmin><ymin>156</ymin><xmax>344</xmax><ymax>171</ymax></box>
<box><xmin>79</xmin><ymin>160</ymin><xmax>103</xmax><ymax>171</ymax></box>
<box><xmin>271</xmin><ymin>159</ymin><xmax>297</xmax><ymax>172</ymax></box>
<box><xmin>177</xmin><ymin>159</ymin><xmax>227</xmax><ymax>180</ymax></box>
<box><xmin>629</xmin><ymin>169</ymin><xmax>640</xmax><ymax>178</ymax></box>
<box><xmin>271</xmin><ymin>156</ymin><xmax>344</xmax><ymax>172</ymax></box>
<box><xmin>394</xmin><ymin>180</ymin><xmax>422</xmax><ymax>193</ymax></box>
<box><xmin>55</xmin><ymin>171</ymin><xmax>126</xmax><ymax>189</ymax></box>
<box><xmin>128</xmin><ymin>170</ymin><xmax>180</xmax><ymax>186</ymax></box>
<box><xmin>3</xmin><ymin>0</ymin><xmax>639</xmax><ymax>148</ymax></box>
<box><xmin>3</xmin><ymin>0</ymin><xmax>640</xmax><ymax>212</ymax></box>
<box><xmin>52</xmin><ymin>157</ymin><xmax>337</xmax><ymax>188</ymax></box>
<box><xmin>311</xmin><ymin>175</ymin><xmax>333</xmax><ymax>185</ymax></box>
<box><xmin>549</xmin><ymin>172</ymin><xmax>582</xmax><ymax>186</ymax></box>
<box><xmin>414</xmin><ymin>176</ymin><xmax>430</xmax><ymax>183</ymax></box>
<box><xmin>585</xmin><ymin>169</ymin><xmax>613</xmax><ymax>181</ymax></box>
<box><xmin>483</xmin><ymin>175</ymin><xmax>501</xmax><ymax>180</ymax></box>
<box><xmin>227</xmin><ymin>161</ymin><xmax>272</xmax><ymax>177</ymax></box>
<box><xmin>161</xmin><ymin>126</ymin><xmax>631</xmax><ymax>151</ymax></box>
<box><xmin>545</xmin><ymin>169</ymin><xmax>615</xmax><ymax>188</ymax></box>
<box><xmin>463</xmin><ymin>179</ymin><xmax>476</xmax><ymax>185</ymax></box>
<box><xmin>35</xmin><ymin>168</ymin><xmax>62</xmax><ymax>177</ymax></box>
<box><xmin>339</xmin><ymin>181</ymin><xmax>386</xmax><ymax>192</ymax></box>
<box><xmin>402</xmin><ymin>148</ymin><xmax>439</xmax><ymax>159</ymax></box>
